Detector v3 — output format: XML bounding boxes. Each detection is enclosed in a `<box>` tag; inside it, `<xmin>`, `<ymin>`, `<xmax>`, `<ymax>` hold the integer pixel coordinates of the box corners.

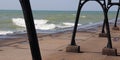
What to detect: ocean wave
<box><xmin>72</xmin><ymin>14</ymin><xmax>86</xmax><ymax>18</ymax></box>
<box><xmin>63</xmin><ymin>22</ymin><xmax>82</xmax><ymax>27</ymax></box>
<box><xmin>56</xmin><ymin>22</ymin><xmax>82</xmax><ymax>28</ymax></box>
<box><xmin>0</xmin><ymin>31</ymin><xmax>13</xmax><ymax>35</ymax></box>
<box><xmin>80</xmin><ymin>16</ymin><xmax>86</xmax><ymax>18</ymax></box>
<box><xmin>12</xmin><ymin>18</ymin><xmax>56</xmax><ymax>30</ymax></box>
<box><xmin>12</xmin><ymin>18</ymin><xmax>84</xmax><ymax>31</ymax></box>
<box><xmin>12</xmin><ymin>18</ymin><xmax>26</xmax><ymax>27</ymax></box>
<box><xmin>12</xmin><ymin>18</ymin><xmax>48</xmax><ymax>27</ymax></box>
<box><xmin>89</xmin><ymin>22</ymin><xmax>93</xmax><ymax>24</ymax></box>
<box><xmin>35</xmin><ymin>24</ymin><xmax>56</xmax><ymax>30</ymax></box>
<box><xmin>72</xmin><ymin>14</ymin><xmax>76</xmax><ymax>16</ymax></box>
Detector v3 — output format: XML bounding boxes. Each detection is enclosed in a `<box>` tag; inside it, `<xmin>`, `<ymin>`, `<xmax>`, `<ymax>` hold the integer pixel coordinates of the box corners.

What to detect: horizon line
<box><xmin>0</xmin><ymin>9</ymin><xmax>117</xmax><ymax>12</ymax></box>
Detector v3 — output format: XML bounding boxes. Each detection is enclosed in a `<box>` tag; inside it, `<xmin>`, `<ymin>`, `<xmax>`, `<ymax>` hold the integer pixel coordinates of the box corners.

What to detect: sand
<box><xmin>1</xmin><ymin>24</ymin><xmax>120</xmax><ymax>60</ymax></box>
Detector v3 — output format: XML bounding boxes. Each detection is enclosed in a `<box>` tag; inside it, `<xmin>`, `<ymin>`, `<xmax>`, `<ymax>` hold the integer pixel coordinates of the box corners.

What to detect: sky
<box><xmin>0</xmin><ymin>0</ymin><xmax>118</xmax><ymax>11</ymax></box>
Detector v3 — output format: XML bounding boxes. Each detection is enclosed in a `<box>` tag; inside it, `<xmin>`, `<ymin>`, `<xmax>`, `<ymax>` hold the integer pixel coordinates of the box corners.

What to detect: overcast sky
<box><xmin>0</xmin><ymin>0</ymin><xmax>118</xmax><ymax>11</ymax></box>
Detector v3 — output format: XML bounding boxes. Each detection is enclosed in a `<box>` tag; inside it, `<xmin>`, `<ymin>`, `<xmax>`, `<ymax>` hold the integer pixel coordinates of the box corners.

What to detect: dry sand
<box><xmin>1</xmin><ymin>25</ymin><xmax>120</xmax><ymax>60</ymax></box>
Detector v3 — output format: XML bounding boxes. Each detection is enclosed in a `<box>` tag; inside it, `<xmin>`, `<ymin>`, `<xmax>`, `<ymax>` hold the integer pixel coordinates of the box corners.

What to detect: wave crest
<box><xmin>12</xmin><ymin>18</ymin><xmax>56</xmax><ymax>30</ymax></box>
<box><xmin>0</xmin><ymin>31</ymin><xmax>13</xmax><ymax>35</ymax></box>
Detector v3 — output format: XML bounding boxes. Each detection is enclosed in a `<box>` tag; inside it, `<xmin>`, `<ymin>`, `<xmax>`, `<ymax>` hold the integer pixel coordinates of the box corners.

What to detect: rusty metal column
<box><xmin>101</xmin><ymin>19</ymin><xmax>106</xmax><ymax>33</ymax></box>
<box><xmin>101</xmin><ymin>0</ymin><xmax>113</xmax><ymax>48</ymax></box>
<box><xmin>71</xmin><ymin>0</ymin><xmax>87</xmax><ymax>45</ymax></box>
<box><xmin>104</xmin><ymin>9</ymin><xmax>112</xmax><ymax>48</ymax></box>
<box><xmin>19</xmin><ymin>0</ymin><xmax>42</xmax><ymax>60</ymax></box>
<box><xmin>102</xmin><ymin>4</ymin><xmax>117</xmax><ymax>56</ymax></box>
<box><xmin>114</xmin><ymin>6</ymin><xmax>120</xmax><ymax>27</ymax></box>
<box><xmin>71</xmin><ymin>0</ymin><xmax>82</xmax><ymax>45</ymax></box>
<box><xmin>99</xmin><ymin>0</ymin><xmax>107</xmax><ymax>37</ymax></box>
<box><xmin>100</xmin><ymin>0</ymin><xmax>120</xmax><ymax>36</ymax></box>
<box><xmin>66</xmin><ymin>0</ymin><xmax>85</xmax><ymax>53</ymax></box>
<box><xmin>99</xmin><ymin>17</ymin><xmax>107</xmax><ymax>37</ymax></box>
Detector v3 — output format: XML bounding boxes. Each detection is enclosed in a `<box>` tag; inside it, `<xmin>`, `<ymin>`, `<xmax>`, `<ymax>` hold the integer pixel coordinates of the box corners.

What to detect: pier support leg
<box><xmin>112</xmin><ymin>6</ymin><xmax>120</xmax><ymax>30</ymax></box>
<box><xmin>66</xmin><ymin>0</ymin><xmax>82</xmax><ymax>53</ymax></box>
<box><xmin>102</xmin><ymin>8</ymin><xmax>117</xmax><ymax>56</ymax></box>
<box><xmin>19</xmin><ymin>0</ymin><xmax>42</xmax><ymax>60</ymax></box>
<box><xmin>99</xmin><ymin>19</ymin><xmax>107</xmax><ymax>37</ymax></box>
<box><xmin>102</xmin><ymin>47</ymin><xmax>117</xmax><ymax>56</ymax></box>
<box><xmin>99</xmin><ymin>33</ymin><xmax>107</xmax><ymax>37</ymax></box>
<box><xmin>112</xmin><ymin>26</ymin><xmax>119</xmax><ymax>30</ymax></box>
<box><xmin>66</xmin><ymin>45</ymin><xmax>80</xmax><ymax>53</ymax></box>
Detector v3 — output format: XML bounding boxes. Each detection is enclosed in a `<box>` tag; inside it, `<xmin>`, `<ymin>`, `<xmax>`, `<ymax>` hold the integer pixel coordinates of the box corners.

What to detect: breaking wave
<box><xmin>12</xmin><ymin>18</ymin><xmax>56</xmax><ymax>30</ymax></box>
<box><xmin>12</xmin><ymin>18</ymin><xmax>82</xmax><ymax>30</ymax></box>
<box><xmin>0</xmin><ymin>31</ymin><xmax>13</xmax><ymax>35</ymax></box>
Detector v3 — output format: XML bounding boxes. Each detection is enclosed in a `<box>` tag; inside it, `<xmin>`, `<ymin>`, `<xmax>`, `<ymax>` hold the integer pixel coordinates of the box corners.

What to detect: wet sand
<box><xmin>1</xmin><ymin>24</ymin><xmax>120</xmax><ymax>60</ymax></box>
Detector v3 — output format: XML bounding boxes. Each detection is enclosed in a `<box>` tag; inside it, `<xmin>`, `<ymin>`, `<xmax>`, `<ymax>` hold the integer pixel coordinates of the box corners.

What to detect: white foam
<box><xmin>63</xmin><ymin>22</ymin><xmax>82</xmax><ymax>27</ymax></box>
<box><xmin>80</xmin><ymin>16</ymin><xmax>86</xmax><ymax>18</ymax></box>
<box><xmin>12</xmin><ymin>18</ymin><xmax>56</xmax><ymax>30</ymax></box>
<box><xmin>57</xmin><ymin>22</ymin><xmax>82</xmax><ymax>28</ymax></box>
<box><xmin>0</xmin><ymin>31</ymin><xmax>13</xmax><ymax>35</ymax></box>
<box><xmin>12</xmin><ymin>18</ymin><xmax>26</xmax><ymax>27</ymax></box>
<box><xmin>12</xmin><ymin>18</ymin><xmax>48</xmax><ymax>27</ymax></box>
<box><xmin>56</xmin><ymin>25</ymin><xmax>71</xmax><ymax>28</ymax></box>
<box><xmin>89</xmin><ymin>22</ymin><xmax>93</xmax><ymax>24</ymax></box>
<box><xmin>35</xmin><ymin>24</ymin><xmax>56</xmax><ymax>30</ymax></box>
<box><xmin>72</xmin><ymin>14</ymin><xmax>76</xmax><ymax>16</ymax></box>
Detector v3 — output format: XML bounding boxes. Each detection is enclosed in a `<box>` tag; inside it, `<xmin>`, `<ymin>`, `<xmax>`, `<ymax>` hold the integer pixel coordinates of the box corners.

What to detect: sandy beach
<box><xmin>1</xmin><ymin>22</ymin><xmax>120</xmax><ymax>60</ymax></box>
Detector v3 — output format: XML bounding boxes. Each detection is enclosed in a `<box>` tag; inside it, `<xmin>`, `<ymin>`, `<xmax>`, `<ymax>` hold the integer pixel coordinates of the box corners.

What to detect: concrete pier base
<box><xmin>102</xmin><ymin>47</ymin><xmax>117</xmax><ymax>56</ymax></box>
<box><xmin>99</xmin><ymin>33</ymin><xmax>107</xmax><ymax>37</ymax></box>
<box><xmin>66</xmin><ymin>45</ymin><xmax>80</xmax><ymax>53</ymax></box>
<box><xmin>112</xmin><ymin>27</ymin><xmax>119</xmax><ymax>30</ymax></box>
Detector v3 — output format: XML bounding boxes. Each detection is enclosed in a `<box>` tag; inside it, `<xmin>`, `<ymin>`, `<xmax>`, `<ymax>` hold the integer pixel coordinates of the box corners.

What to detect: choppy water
<box><xmin>0</xmin><ymin>10</ymin><xmax>118</xmax><ymax>35</ymax></box>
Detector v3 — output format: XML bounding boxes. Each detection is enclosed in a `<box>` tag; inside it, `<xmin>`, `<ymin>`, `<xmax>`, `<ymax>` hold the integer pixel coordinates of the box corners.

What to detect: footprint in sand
<box><xmin>0</xmin><ymin>49</ymin><xmax>3</xmax><ymax>51</ymax></box>
<box><xmin>112</xmin><ymin>37</ymin><xmax>120</xmax><ymax>42</ymax></box>
<box><xmin>11</xmin><ymin>45</ymin><xmax>28</xmax><ymax>49</ymax></box>
<box><xmin>58</xmin><ymin>49</ymin><xmax>63</xmax><ymax>51</ymax></box>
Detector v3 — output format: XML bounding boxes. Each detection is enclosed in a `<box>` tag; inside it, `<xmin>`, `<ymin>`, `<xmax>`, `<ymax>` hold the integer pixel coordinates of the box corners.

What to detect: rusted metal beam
<box><xmin>19</xmin><ymin>0</ymin><xmax>42</xmax><ymax>60</ymax></box>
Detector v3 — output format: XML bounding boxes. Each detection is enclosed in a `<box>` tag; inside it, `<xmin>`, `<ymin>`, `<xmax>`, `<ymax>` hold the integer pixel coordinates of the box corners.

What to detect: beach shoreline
<box><xmin>1</xmin><ymin>19</ymin><xmax>120</xmax><ymax>60</ymax></box>
<box><xmin>0</xmin><ymin>18</ymin><xmax>118</xmax><ymax>47</ymax></box>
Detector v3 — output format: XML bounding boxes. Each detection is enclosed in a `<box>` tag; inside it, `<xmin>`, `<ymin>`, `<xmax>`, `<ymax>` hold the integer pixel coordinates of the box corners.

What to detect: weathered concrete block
<box><xmin>66</xmin><ymin>45</ymin><xmax>80</xmax><ymax>53</ymax></box>
<box><xmin>99</xmin><ymin>33</ymin><xmax>107</xmax><ymax>37</ymax></box>
<box><xmin>102</xmin><ymin>47</ymin><xmax>117</xmax><ymax>56</ymax></box>
<box><xmin>112</xmin><ymin>27</ymin><xmax>119</xmax><ymax>30</ymax></box>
